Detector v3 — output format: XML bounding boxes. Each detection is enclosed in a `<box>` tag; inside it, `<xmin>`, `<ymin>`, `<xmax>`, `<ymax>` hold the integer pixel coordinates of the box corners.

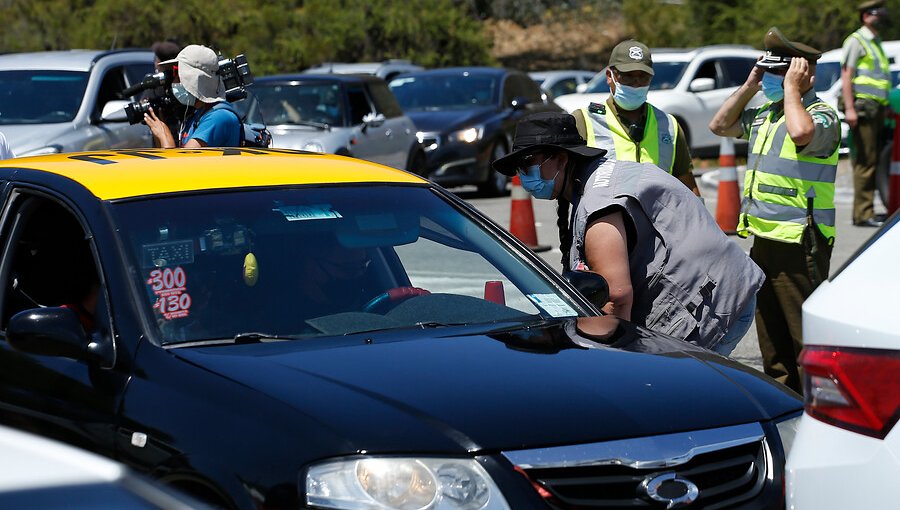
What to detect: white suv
<box><xmin>786</xmin><ymin>216</ymin><xmax>900</xmax><ymax>510</ymax></box>
<box><xmin>553</xmin><ymin>45</ymin><xmax>762</xmax><ymax>154</ymax></box>
<box><xmin>0</xmin><ymin>50</ymin><xmax>155</xmax><ymax>156</ymax></box>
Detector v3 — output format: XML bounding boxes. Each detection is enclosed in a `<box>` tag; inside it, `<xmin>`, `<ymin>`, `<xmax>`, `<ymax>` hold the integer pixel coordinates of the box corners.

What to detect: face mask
<box><xmin>172</xmin><ymin>83</ymin><xmax>195</xmax><ymax>106</ymax></box>
<box><xmin>611</xmin><ymin>76</ymin><xmax>649</xmax><ymax>111</ymax></box>
<box><xmin>519</xmin><ymin>157</ymin><xmax>560</xmax><ymax>200</ymax></box>
<box><xmin>761</xmin><ymin>72</ymin><xmax>785</xmax><ymax>102</ymax></box>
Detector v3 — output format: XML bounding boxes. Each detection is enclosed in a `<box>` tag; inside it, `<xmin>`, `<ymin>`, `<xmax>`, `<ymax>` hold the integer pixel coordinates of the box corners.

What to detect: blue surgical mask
<box><xmin>611</xmin><ymin>77</ymin><xmax>649</xmax><ymax>111</ymax></box>
<box><xmin>172</xmin><ymin>83</ymin><xmax>195</xmax><ymax>106</ymax></box>
<box><xmin>519</xmin><ymin>158</ymin><xmax>560</xmax><ymax>200</ymax></box>
<box><xmin>761</xmin><ymin>72</ymin><xmax>785</xmax><ymax>102</ymax></box>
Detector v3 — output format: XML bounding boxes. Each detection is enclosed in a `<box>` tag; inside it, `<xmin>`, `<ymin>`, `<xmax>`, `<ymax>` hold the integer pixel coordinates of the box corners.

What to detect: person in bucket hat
<box><xmin>494</xmin><ymin>112</ymin><xmax>763</xmax><ymax>355</ymax></box>
<box><xmin>144</xmin><ymin>44</ymin><xmax>241</xmax><ymax>148</ymax></box>
<box><xmin>709</xmin><ymin>27</ymin><xmax>840</xmax><ymax>392</ymax></box>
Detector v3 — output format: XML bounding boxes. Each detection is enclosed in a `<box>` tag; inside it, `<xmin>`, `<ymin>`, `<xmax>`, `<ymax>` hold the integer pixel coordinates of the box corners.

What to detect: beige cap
<box><xmin>160</xmin><ymin>45</ymin><xmax>225</xmax><ymax>103</ymax></box>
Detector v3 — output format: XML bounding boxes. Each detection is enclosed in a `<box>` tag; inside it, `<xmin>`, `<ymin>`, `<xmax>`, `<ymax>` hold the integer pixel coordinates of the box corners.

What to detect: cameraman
<box><xmin>144</xmin><ymin>45</ymin><xmax>240</xmax><ymax>148</ymax></box>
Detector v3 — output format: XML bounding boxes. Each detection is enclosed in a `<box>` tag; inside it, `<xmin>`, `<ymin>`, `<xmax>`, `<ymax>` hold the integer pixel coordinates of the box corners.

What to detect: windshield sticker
<box><xmin>142</xmin><ymin>240</ymin><xmax>195</xmax><ymax>268</ymax></box>
<box><xmin>527</xmin><ymin>294</ymin><xmax>578</xmax><ymax>318</ymax></box>
<box><xmin>147</xmin><ymin>267</ymin><xmax>192</xmax><ymax>320</ymax></box>
<box><xmin>273</xmin><ymin>203</ymin><xmax>342</xmax><ymax>222</ymax></box>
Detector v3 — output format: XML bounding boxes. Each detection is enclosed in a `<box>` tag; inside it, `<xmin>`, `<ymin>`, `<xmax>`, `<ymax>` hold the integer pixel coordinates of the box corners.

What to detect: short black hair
<box><xmin>151</xmin><ymin>39</ymin><xmax>181</xmax><ymax>62</ymax></box>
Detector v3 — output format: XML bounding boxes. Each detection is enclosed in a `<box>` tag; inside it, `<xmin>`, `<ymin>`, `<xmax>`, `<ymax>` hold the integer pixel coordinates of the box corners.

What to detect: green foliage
<box><xmin>0</xmin><ymin>0</ymin><xmax>494</xmax><ymax>76</ymax></box>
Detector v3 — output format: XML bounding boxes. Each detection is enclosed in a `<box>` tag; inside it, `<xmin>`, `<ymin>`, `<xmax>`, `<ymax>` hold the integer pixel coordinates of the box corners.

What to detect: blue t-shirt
<box><xmin>180</xmin><ymin>103</ymin><xmax>241</xmax><ymax>147</ymax></box>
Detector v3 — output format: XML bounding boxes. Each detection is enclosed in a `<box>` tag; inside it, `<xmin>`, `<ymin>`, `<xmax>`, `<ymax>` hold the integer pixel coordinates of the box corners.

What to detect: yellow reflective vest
<box><xmin>577</xmin><ymin>103</ymin><xmax>678</xmax><ymax>173</ymax></box>
<box><xmin>847</xmin><ymin>29</ymin><xmax>891</xmax><ymax>104</ymax></box>
<box><xmin>739</xmin><ymin>101</ymin><xmax>839</xmax><ymax>243</ymax></box>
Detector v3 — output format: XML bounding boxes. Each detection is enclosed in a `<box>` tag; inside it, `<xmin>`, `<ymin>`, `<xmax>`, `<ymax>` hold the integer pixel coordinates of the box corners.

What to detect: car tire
<box><xmin>477</xmin><ymin>142</ymin><xmax>509</xmax><ymax>197</ymax></box>
<box><xmin>406</xmin><ymin>147</ymin><xmax>427</xmax><ymax>176</ymax></box>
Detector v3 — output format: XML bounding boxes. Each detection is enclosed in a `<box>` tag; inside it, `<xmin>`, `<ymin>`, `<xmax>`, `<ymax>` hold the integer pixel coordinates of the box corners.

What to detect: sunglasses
<box><xmin>516</xmin><ymin>152</ymin><xmax>551</xmax><ymax>173</ymax></box>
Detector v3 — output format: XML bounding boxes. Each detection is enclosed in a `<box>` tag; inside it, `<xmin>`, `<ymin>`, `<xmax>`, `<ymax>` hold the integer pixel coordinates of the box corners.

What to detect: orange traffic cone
<box><xmin>890</xmin><ymin>113</ymin><xmax>900</xmax><ymax>216</ymax></box>
<box><xmin>715</xmin><ymin>137</ymin><xmax>741</xmax><ymax>235</ymax></box>
<box><xmin>509</xmin><ymin>175</ymin><xmax>551</xmax><ymax>252</ymax></box>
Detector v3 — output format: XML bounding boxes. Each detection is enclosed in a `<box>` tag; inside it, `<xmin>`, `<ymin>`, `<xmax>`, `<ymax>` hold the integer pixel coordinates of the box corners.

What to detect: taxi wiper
<box><xmin>232</xmin><ymin>332</ymin><xmax>291</xmax><ymax>344</ymax></box>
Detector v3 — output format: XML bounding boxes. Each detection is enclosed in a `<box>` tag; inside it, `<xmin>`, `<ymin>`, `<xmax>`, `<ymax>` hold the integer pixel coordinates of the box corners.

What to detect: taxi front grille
<box><xmin>503</xmin><ymin>423</ymin><xmax>770</xmax><ymax>510</ymax></box>
<box><xmin>524</xmin><ymin>441</ymin><xmax>765</xmax><ymax>509</ymax></box>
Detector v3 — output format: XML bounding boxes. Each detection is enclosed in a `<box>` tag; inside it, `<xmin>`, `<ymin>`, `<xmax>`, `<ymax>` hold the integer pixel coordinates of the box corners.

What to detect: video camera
<box><xmin>121</xmin><ymin>53</ymin><xmax>255</xmax><ymax>125</ymax></box>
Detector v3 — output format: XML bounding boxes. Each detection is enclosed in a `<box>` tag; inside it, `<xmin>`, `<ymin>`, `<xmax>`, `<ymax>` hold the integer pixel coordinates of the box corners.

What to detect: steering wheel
<box><xmin>363</xmin><ymin>286</ymin><xmax>431</xmax><ymax>313</ymax></box>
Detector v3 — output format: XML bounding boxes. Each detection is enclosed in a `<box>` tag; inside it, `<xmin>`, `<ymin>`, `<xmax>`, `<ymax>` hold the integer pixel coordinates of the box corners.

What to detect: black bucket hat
<box><xmin>492</xmin><ymin>112</ymin><xmax>607</xmax><ymax>175</ymax></box>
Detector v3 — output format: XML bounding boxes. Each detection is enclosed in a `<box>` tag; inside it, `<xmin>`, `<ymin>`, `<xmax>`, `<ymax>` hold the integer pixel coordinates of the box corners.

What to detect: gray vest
<box><xmin>569</xmin><ymin>159</ymin><xmax>765</xmax><ymax>349</ymax></box>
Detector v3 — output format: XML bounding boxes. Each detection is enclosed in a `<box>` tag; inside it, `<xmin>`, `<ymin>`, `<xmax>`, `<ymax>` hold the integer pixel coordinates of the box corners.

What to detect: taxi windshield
<box><xmin>110</xmin><ymin>186</ymin><xmax>584</xmax><ymax>344</ymax></box>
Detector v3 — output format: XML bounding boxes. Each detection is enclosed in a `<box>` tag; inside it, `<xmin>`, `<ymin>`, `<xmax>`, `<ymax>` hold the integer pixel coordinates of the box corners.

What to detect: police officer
<box><xmin>709</xmin><ymin>27</ymin><xmax>841</xmax><ymax>392</ymax></box>
<box><xmin>493</xmin><ymin>112</ymin><xmax>763</xmax><ymax>355</ymax></box>
<box><xmin>843</xmin><ymin>0</ymin><xmax>891</xmax><ymax>227</ymax></box>
<box><xmin>573</xmin><ymin>40</ymin><xmax>699</xmax><ymax>195</ymax></box>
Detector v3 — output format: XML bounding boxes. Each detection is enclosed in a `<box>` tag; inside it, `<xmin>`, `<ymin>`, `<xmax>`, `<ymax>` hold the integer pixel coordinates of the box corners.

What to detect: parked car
<box><xmin>0</xmin><ymin>423</ymin><xmax>203</xmax><ymax>508</ymax></box>
<box><xmin>554</xmin><ymin>45</ymin><xmax>762</xmax><ymax>155</ymax></box>
<box><xmin>0</xmin><ymin>50</ymin><xmax>154</xmax><ymax>156</ymax></box>
<box><xmin>0</xmin><ymin>148</ymin><xmax>801</xmax><ymax>510</ymax></box>
<box><xmin>235</xmin><ymin>74</ymin><xmax>424</xmax><ymax>172</ymax></box>
<box><xmin>389</xmin><ymin>67</ymin><xmax>563</xmax><ymax>195</ymax></box>
<box><xmin>786</xmin><ymin>215</ymin><xmax>900</xmax><ymax>510</ymax></box>
<box><xmin>302</xmin><ymin>59</ymin><xmax>423</xmax><ymax>81</ymax></box>
<box><xmin>528</xmin><ymin>70</ymin><xmax>596</xmax><ymax>100</ymax></box>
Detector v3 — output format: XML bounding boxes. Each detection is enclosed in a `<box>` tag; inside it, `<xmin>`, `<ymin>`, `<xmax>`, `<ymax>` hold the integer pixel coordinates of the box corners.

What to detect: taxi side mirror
<box><xmin>563</xmin><ymin>270</ymin><xmax>609</xmax><ymax>309</ymax></box>
<box><xmin>6</xmin><ymin>307</ymin><xmax>112</xmax><ymax>366</ymax></box>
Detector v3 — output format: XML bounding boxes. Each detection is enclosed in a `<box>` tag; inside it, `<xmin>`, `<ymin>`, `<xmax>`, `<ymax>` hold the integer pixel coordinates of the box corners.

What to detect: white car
<box><xmin>786</xmin><ymin>216</ymin><xmax>900</xmax><ymax>509</ymax></box>
<box><xmin>528</xmin><ymin>70</ymin><xmax>596</xmax><ymax>100</ymax></box>
<box><xmin>553</xmin><ymin>45</ymin><xmax>762</xmax><ymax>154</ymax></box>
<box><xmin>0</xmin><ymin>424</ymin><xmax>204</xmax><ymax>508</ymax></box>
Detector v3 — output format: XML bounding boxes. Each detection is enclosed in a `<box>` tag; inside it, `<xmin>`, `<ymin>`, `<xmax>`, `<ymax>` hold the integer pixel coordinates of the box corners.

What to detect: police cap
<box><xmin>858</xmin><ymin>1</ymin><xmax>886</xmax><ymax>12</ymax></box>
<box><xmin>608</xmin><ymin>40</ymin><xmax>654</xmax><ymax>76</ymax></box>
<box><xmin>756</xmin><ymin>27</ymin><xmax>822</xmax><ymax>70</ymax></box>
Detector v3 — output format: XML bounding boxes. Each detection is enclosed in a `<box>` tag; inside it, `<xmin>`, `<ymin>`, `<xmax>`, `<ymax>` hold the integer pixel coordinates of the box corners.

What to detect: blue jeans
<box><xmin>712</xmin><ymin>295</ymin><xmax>757</xmax><ymax>356</ymax></box>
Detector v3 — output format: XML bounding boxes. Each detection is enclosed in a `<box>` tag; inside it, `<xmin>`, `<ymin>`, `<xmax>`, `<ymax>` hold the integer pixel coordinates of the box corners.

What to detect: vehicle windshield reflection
<box><xmin>110</xmin><ymin>186</ymin><xmax>584</xmax><ymax>344</ymax></box>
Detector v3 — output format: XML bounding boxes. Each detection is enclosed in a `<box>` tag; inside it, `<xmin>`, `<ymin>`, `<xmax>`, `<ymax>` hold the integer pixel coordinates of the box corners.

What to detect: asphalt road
<box><xmin>458</xmin><ymin>156</ymin><xmax>885</xmax><ymax>374</ymax></box>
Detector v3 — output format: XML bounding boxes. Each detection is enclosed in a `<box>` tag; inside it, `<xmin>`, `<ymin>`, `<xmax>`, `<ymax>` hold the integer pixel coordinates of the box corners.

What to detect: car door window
<box><xmin>124</xmin><ymin>63</ymin><xmax>155</xmax><ymax>89</ymax></box>
<box><xmin>720</xmin><ymin>58</ymin><xmax>756</xmax><ymax>88</ymax></box>
<box><xmin>366</xmin><ymin>81</ymin><xmax>403</xmax><ymax>118</ymax></box>
<box><xmin>347</xmin><ymin>86</ymin><xmax>374</xmax><ymax>125</ymax></box>
<box><xmin>693</xmin><ymin>59</ymin><xmax>721</xmax><ymax>88</ymax></box>
<box><xmin>549</xmin><ymin>78</ymin><xmax>578</xmax><ymax>98</ymax></box>
<box><xmin>95</xmin><ymin>66</ymin><xmax>128</xmax><ymax>117</ymax></box>
<box><xmin>504</xmin><ymin>74</ymin><xmax>543</xmax><ymax>106</ymax></box>
<box><xmin>0</xmin><ymin>195</ymin><xmax>107</xmax><ymax>334</ymax></box>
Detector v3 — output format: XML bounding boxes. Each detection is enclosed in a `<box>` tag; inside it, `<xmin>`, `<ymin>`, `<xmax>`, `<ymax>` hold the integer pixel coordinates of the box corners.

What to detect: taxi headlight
<box><xmin>775</xmin><ymin>414</ymin><xmax>801</xmax><ymax>459</ymax></box>
<box><xmin>447</xmin><ymin>126</ymin><xmax>484</xmax><ymax>144</ymax></box>
<box><xmin>306</xmin><ymin>457</ymin><xmax>510</xmax><ymax>510</ymax></box>
<box><xmin>303</xmin><ymin>141</ymin><xmax>325</xmax><ymax>153</ymax></box>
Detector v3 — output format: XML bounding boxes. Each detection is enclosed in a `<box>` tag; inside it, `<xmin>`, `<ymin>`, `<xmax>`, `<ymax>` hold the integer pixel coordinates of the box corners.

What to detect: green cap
<box><xmin>757</xmin><ymin>27</ymin><xmax>822</xmax><ymax>69</ymax></box>
<box><xmin>608</xmin><ymin>40</ymin><xmax>654</xmax><ymax>76</ymax></box>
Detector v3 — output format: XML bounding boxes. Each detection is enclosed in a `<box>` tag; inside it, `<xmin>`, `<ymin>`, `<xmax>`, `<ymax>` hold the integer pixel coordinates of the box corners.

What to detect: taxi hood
<box><xmin>173</xmin><ymin>317</ymin><xmax>800</xmax><ymax>455</ymax></box>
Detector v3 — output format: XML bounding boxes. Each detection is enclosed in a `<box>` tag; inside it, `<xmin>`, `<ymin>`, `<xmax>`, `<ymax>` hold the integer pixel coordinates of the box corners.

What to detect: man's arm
<box><xmin>841</xmin><ymin>66</ymin><xmax>858</xmax><ymax>129</ymax></box>
<box><xmin>784</xmin><ymin>58</ymin><xmax>816</xmax><ymax>147</ymax></box>
<box><xmin>709</xmin><ymin>61</ymin><xmax>764</xmax><ymax>138</ymax></box>
<box><xmin>584</xmin><ymin>210</ymin><xmax>633</xmax><ymax>320</ymax></box>
<box><xmin>672</xmin><ymin>120</ymin><xmax>700</xmax><ymax>196</ymax></box>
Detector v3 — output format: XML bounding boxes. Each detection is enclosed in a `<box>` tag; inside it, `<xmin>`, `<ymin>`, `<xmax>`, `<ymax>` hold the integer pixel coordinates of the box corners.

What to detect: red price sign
<box><xmin>147</xmin><ymin>267</ymin><xmax>191</xmax><ymax>320</ymax></box>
